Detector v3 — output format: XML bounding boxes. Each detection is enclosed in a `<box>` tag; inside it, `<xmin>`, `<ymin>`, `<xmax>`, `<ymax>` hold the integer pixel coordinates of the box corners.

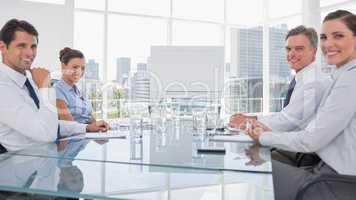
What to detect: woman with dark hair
<box><xmin>246</xmin><ymin>10</ymin><xmax>356</xmax><ymax>200</ymax></box>
<box><xmin>55</xmin><ymin>47</ymin><xmax>109</xmax><ymax>131</ymax></box>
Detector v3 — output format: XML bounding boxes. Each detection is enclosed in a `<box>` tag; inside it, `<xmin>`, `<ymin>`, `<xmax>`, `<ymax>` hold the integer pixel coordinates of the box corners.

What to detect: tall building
<box><xmin>269</xmin><ymin>25</ymin><xmax>291</xmax><ymax>81</ymax></box>
<box><xmin>232</xmin><ymin>25</ymin><xmax>290</xmax><ymax>80</ymax></box>
<box><xmin>229</xmin><ymin>25</ymin><xmax>291</xmax><ymax>113</ymax></box>
<box><xmin>83</xmin><ymin>59</ymin><xmax>101</xmax><ymax>113</ymax></box>
<box><xmin>225</xmin><ymin>62</ymin><xmax>231</xmax><ymax>79</ymax></box>
<box><xmin>116</xmin><ymin>57</ymin><xmax>131</xmax><ymax>85</ymax></box>
<box><xmin>137</xmin><ymin>63</ymin><xmax>147</xmax><ymax>71</ymax></box>
<box><xmin>85</xmin><ymin>59</ymin><xmax>99</xmax><ymax>80</ymax></box>
<box><xmin>224</xmin><ymin>77</ymin><xmax>263</xmax><ymax>114</ymax></box>
<box><xmin>131</xmin><ymin>63</ymin><xmax>150</xmax><ymax>102</ymax></box>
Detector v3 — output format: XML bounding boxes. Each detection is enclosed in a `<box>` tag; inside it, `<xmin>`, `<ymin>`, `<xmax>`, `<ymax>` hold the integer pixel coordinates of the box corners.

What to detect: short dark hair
<box><xmin>59</xmin><ymin>47</ymin><xmax>84</xmax><ymax>65</ymax></box>
<box><xmin>0</xmin><ymin>19</ymin><xmax>39</xmax><ymax>46</ymax></box>
<box><xmin>285</xmin><ymin>25</ymin><xmax>318</xmax><ymax>48</ymax></box>
<box><xmin>323</xmin><ymin>10</ymin><xmax>356</xmax><ymax>36</ymax></box>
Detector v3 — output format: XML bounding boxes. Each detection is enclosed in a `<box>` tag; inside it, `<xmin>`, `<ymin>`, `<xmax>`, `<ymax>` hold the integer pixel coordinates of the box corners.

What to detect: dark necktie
<box><xmin>283</xmin><ymin>78</ymin><xmax>296</xmax><ymax>108</ymax></box>
<box><xmin>24</xmin><ymin>79</ymin><xmax>61</xmax><ymax>141</ymax></box>
<box><xmin>25</xmin><ymin>78</ymin><xmax>40</xmax><ymax>109</ymax></box>
<box><xmin>23</xmin><ymin>171</ymin><xmax>37</xmax><ymax>188</ymax></box>
<box><xmin>56</xmin><ymin>126</ymin><xmax>60</xmax><ymax>144</ymax></box>
<box><xmin>0</xmin><ymin>143</ymin><xmax>7</xmax><ymax>154</ymax></box>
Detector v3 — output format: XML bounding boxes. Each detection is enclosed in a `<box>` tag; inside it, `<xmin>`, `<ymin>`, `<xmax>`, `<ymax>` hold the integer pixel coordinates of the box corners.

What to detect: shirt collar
<box><xmin>0</xmin><ymin>62</ymin><xmax>27</xmax><ymax>88</ymax></box>
<box><xmin>59</xmin><ymin>79</ymin><xmax>79</xmax><ymax>94</ymax></box>
<box><xmin>294</xmin><ymin>62</ymin><xmax>316</xmax><ymax>84</ymax></box>
<box><xmin>331</xmin><ymin>59</ymin><xmax>356</xmax><ymax>81</ymax></box>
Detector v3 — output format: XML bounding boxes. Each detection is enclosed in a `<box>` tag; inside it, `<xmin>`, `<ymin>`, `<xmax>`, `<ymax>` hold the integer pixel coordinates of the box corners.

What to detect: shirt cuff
<box><xmin>259</xmin><ymin>131</ymin><xmax>274</xmax><ymax>146</ymax></box>
<box><xmin>257</xmin><ymin>115</ymin><xmax>267</xmax><ymax>124</ymax></box>
<box><xmin>38</xmin><ymin>88</ymin><xmax>56</xmax><ymax>109</ymax></box>
<box><xmin>257</xmin><ymin>115</ymin><xmax>274</xmax><ymax>130</ymax></box>
<box><xmin>59</xmin><ymin>120</ymin><xmax>87</xmax><ymax>136</ymax></box>
<box><xmin>75</xmin><ymin>123</ymin><xmax>87</xmax><ymax>134</ymax></box>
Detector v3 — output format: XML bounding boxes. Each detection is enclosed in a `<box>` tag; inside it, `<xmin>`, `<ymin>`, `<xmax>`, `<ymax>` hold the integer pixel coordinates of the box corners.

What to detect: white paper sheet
<box><xmin>211</xmin><ymin>134</ymin><xmax>254</xmax><ymax>143</ymax></box>
<box><xmin>85</xmin><ymin>131</ymin><xmax>127</xmax><ymax>139</ymax></box>
<box><xmin>60</xmin><ymin>130</ymin><xmax>127</xmax><ymax>141</ymax></box>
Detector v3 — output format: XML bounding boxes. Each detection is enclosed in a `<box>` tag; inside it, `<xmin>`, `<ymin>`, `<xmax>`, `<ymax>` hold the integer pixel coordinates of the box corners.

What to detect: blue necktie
<box><xmin>25</xmin><ymin>78</ymin><xmax>40</xmax><ymax>109</ymax></box>
<box><xmin>283</xmin><ymin>78</ymin><xmax>296</xmax><ymax>108</ymax></box>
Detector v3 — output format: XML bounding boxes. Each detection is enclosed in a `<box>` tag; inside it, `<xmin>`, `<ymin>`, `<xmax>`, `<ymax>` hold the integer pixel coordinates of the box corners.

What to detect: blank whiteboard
<box><xmin>149</xmin><ymin>46</ymin><xmax>224</xmax><ymax>99</ymax></box>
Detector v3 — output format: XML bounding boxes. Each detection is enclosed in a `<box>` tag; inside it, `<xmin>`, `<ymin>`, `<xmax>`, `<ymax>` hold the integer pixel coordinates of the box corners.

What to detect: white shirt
<box><xmin>258</xmin><ymin>62</ymin><xmax>332</xmax><ymax>131</ymax></box>
<box><xmin>0</xmin><ymin>62</ymin><xmax>86</xmax><ymax>151</ymax></box>
<box><xmin>260</xmin><ymin>59</ymin><xmax>356</xmax><ymax>175</ymax></box>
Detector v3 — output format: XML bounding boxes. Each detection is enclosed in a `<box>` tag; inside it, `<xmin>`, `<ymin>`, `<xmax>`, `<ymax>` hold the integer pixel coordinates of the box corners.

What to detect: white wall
<box><xmin>0</xmin><ymin>0</ymin><xmax>74</xmax><ymax>72</ymax></box>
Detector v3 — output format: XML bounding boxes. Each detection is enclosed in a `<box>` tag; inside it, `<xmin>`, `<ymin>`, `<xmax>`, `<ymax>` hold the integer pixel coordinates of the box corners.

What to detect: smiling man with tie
<box><xmin>0</xmin><ymin>19</ymin><xmax>108</xmax><ymax>152</ymax></box>
<box><xmin>229</xmin><ymin>25</ymin><xmax>332</xmax><ymax>166</ymax></box>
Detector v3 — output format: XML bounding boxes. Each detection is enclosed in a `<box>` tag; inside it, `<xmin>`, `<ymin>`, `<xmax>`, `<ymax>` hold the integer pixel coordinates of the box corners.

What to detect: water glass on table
<box><xmin>192</xmin><ymin>108</ymin><xmax>206</xmax><ymax>132</ymax></box>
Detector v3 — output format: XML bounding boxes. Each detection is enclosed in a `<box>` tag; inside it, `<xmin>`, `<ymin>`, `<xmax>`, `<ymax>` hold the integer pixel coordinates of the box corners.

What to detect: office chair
<box><xmin>296</xmin><ymin>173</ymin><xmax>356</xmax><ymax>200</ymax></box>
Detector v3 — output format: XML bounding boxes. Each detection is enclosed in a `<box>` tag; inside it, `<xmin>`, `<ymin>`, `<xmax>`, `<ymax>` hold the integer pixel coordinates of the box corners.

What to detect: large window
<box><xmin>107</xmin><ymin>15</ymin><xmax>167</xmax><ymax>80</ymax></box>
<box><xmin>74</xmin><ymin>11</ymin><xmax>105</xmax><ymax>118</ymax></box>
<box><xmin>74</xmin><ymin>11</ymin><xmax>105</xmax><ymax>79</ymax></box>
<box><xmin>226</xmin><ymin>0</ymin><xmax>263</xmax><ymax>25</ymax></box>
<box><xmin>268</xmin><ymin>0</ymin><xmax>302</xmax><ymax>19</ymax></box>
<box><xmin>172</xmin><ymin>0</ymin><xmax>224</xmax><ymax>22</ymax></box>
<box><xmin>75</xmin><ymin>0</ymin><xmax>105</xmax><ymax>10</ymax></box>
<box><xmin>73</xmin><ymin>0</ymin><xmax>356</xmax><ymax>118</ymax></box>
<box><xmin>172</xmin><ymin>21</ymin><xmax>223</xmax><ymax>46</ymax></box>
<box><xmin>224</xmin><ymin>0</ymin><xmax>263</xmax><ymax>115</ymax></box>
<box><xmin>108</xmin><ymin>0</ymin><xmax>170</xmax><ymax>16</ymax></box>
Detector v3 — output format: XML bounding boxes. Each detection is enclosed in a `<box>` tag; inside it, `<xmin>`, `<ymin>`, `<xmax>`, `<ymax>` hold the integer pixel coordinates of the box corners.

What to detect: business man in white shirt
<box><xmin>229</xmin><ymin>25</ymin><xmax>332</xmax><ymax>166</ymax></box>
<box><xmin>0</xmin><ymin>19</ymin><xmax>108</xmax><ymax>152</ymax></box>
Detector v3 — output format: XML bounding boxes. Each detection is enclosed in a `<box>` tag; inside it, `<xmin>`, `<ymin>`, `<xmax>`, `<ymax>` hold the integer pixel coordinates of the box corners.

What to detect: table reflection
<box><xmin>0</xmin><ymin>142</ymin><xmax>274</xmax><ymax>200</ymax></box>
<box><xmin>6</xmin><ymin>118</ymin><xmax>272</xmax><ymax>173</ymax></box>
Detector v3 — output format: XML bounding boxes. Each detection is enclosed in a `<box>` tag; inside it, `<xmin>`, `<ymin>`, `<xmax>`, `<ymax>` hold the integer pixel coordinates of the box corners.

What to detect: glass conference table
<box><xmin>0</xmin><ymin>117</ymin><xmax>274</xmax><ymax>199</ymax></box>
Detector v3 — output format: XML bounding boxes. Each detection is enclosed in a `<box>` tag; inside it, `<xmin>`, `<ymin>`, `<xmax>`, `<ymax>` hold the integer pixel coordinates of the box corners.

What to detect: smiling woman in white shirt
<box><xmin>247</xmin><ymin>10</ymin><xmax>356</xmax><ymax>200</ymax></box>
